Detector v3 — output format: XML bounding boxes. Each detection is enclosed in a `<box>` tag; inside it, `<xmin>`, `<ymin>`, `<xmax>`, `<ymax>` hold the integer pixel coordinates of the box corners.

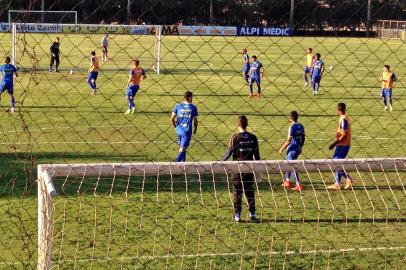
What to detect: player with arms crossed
<box><xmin>223</xmin><ymin>115</ymin><xmax>260</xmax><ymax>222</ymax></box>
<box><xmin>87</xmin><ymin>51</ymin><xmax>99</xmax><ymax>95</ymax></box>
<box><xmin>310</xmin><ymin>53</ymin><xmax>324</xmax><ymax>95</ymax></box>
<box><xmin>241</xmin><ymin>49</ymin><xmax>250</xmax><ymax>84</ymax></box>
<box><xmin>279</xmin><ymin>111</ymin><xmax>305</xmax><ymax>191</ymax></box>
<box><xmin>0</xmin><ymin>56</ymin><xmax>18</xmax><ymax>112</ymax></box>
<box><xmin>304</xmin><ymin>48</ymin><xmax>314</xmax><ymax>87</ymax></box>
<box><xmin>124</xmin><ymin>59</ymin><xmax>146</xmax><ymax>115</ymax></box>
<box><xmin>379</xmin><ymin>64</ymin><xmax>397</xmax><ymax>111</ymax></box>
<box><xmin>171</xmin><ymin>91</ymin><xmax>198</xmax><ymax>162</ymax></box>
<box><xmin>101</xmin><ymin>34</ymin><xmax>109</xmax><ymax>61</ymax></box>
<box><xmin>49</xmin><ymin>37</ymin><xmax>60</xmax><ymax>73</ymax></box>
<box><xmin>327</xmin><ymin>103</ymin><xmax>353</xmax><ymax>190</ymax></box>
<box><xmin>248</xmin><ymin>55</ymin><xmax>264</xmax><ymax>97</ymax></box>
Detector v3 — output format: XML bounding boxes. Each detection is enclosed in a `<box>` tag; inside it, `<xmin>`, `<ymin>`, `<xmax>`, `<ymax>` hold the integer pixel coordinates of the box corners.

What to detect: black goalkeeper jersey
<box><xmin>223</xmin><ymin>131</ymin><xmax>260</xmax><ymax>161</ymax></box>
<box><xmin>50</xmin><ymin>42</ymin><xmax>60</xmax><ymax>56</ymax></box>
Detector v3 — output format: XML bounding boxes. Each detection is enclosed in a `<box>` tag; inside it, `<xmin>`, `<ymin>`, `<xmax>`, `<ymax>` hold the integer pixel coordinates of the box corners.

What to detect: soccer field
<box><xmin>0</xmin><ymin>33</ymin><xmax>405</xmax><ymax>269</ymax></box>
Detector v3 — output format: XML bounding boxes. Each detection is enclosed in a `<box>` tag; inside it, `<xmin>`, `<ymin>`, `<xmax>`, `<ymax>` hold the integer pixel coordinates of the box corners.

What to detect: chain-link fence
<box><xmin>0</xmin><ymin>1</ymin><xmax>405</xmax><ymax>269</ymax></box>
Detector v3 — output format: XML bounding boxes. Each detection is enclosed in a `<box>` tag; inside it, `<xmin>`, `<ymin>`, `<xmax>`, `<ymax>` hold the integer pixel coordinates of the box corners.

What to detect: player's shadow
<box><xmin>249</xmin><ymin>217</ymin><xmax>406</xmax><ymax>224</ymax></box>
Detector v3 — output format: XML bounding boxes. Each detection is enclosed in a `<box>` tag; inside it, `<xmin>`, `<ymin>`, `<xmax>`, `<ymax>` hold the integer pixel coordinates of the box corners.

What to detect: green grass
<box><xmin>0</xmin><ymin>33</ymin><xmax>405</xmax><ymax>269</ymax></box>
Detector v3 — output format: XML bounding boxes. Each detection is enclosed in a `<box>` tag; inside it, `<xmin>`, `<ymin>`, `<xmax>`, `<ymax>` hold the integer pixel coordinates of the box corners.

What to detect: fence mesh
<box><xmin>0</xmin><ymin>1</ymin><xmax>405</xmax><ymax>269</ymax></box>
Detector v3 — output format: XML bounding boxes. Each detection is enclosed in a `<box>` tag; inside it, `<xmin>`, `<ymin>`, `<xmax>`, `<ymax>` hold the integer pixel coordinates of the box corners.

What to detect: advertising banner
<box><xmin>178</xmin><ymin>26</ymin><xmax>237</xmax><ymax>36</ymax></box>
<box><xmin>237</xmin><ymin>27</ymin><xmax>292</xmax><ymax>36</ymax></box>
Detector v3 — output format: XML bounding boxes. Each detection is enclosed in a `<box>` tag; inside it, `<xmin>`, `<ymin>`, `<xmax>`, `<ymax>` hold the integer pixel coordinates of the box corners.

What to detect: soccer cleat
<box><xmin>384</xmin><ymin>106</ymin><xmax>388</xmax><ymax>111</ymax></box>
<box><xmin>282</xmin><ymin>180</ymin><xmax>292</xmax><ymax>188</ymax></box>
<box><xmin>10</xmin><ymin>107</ymin><xmax>14</xmax><ymax>113</ymax></box>
<box><xmin>389</xmin><ymin>105</ymin><xmax>393</xmax><ymax>112</ymax></box>
<box><xmin>304</xmin><ymin>82</ymin><xmax>308</xmax><ymax>87</ymax></box>
<box><xmin>234</xmin><ymin>213</ymin><xmax>241</xmax><ymax>223</ymax></box>
<box><xmin>248</xmin><ymin>93</ymin><xmax>254</xmax><ymax>97</ymax></box>
<box><xmin>249</xmin><ymin>212</ymin><xmax>258</xmax><ymax>222</ymax></box>
<box><xmin>344</xmin><ymin>179</ymin><xmax>353</xmax><ymax>190</ymax></box>
<box><xmin>124</xmin><ymin>109</ymin><xmax>131</xmax><ymax>115</ymax></box>
<box><xmin>257</xmin><ymin>93</ymin><xmax>261</xmax><ymax>97</ymax></box>
<box><xmin>292</xmin><ymin>184</ymin><xmax>304</xmax><ymax>191</ymax></box>
<box><xmin>327</xmin><ymin>184</ymin><xmax>340</xmax><ymax>190</ymax></box>
<box><xmin>130</xmin><ymin>108</ymin><xmax>136</xmax><ymax>115</ymax></box>
<box><xmin>48</xmin><ymin>69</ymin><xmax>52</xmax><ymax>73</ymax></box>
<box><xmin>312</xmin><ymin>91</ymin><xmax>316</xmax><ymax>95</ymax></box>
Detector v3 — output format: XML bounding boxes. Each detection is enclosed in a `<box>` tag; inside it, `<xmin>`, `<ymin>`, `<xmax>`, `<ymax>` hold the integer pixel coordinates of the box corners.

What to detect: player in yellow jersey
<box><xmin>124</xmin><ymin>59</ymin><xmax>146</xmax><ymax>115</ymax></box>
<box><xmin>328</xmin><ymin>103</ymin><xmax>353</xmax><ymax>190</ymax></box>
<box><xmin>87</xmin><ymin>51</ymin><xmax>99</xmax><ymax>95</ymax></box>
<box><xmin>379</xmin><ymin>65</ymin><xmax>397</xmax><ymax>111</ymax></box>
<box><xmin>303</xmin><ymin>48</ymin><xmax>314</xmax><ymax>87</ymax></box>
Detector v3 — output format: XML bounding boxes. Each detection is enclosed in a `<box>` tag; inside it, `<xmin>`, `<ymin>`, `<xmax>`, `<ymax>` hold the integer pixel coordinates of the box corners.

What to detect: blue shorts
<box><xmin>312</xmin><ymin>75</ymin><xmax>321</xmax><ymax>84</ymax></box>
<box><xmin>126</xmin><ymin>84</ymin><xmax>140</xmax><ymax>98</ymax></box>
<box><xmin>243</xmin><ymin>64</ymin><xmax>250</xmax><ymax>74</ymax></box>
<box><xmin>333</xmin><ymin>145</ymin><xmax>350</xmax><ymax>159</ymax></box>
<box><xmin>286</xmin><ymin>149</ymin><xmax>301</xmax><ymax>160</ymax></box>
<box><xmin>381</xmin><ymin>88</ymin><xmax>392</xmax><ymax>98</ymax></box>
<box><xmin>250</xmin><ymin>77</ymin><xmax>261</xmax><ymax>85</ymax></box>
<box><xmin>87</xmin><ymin>71</ymin><xmax>98</xmax><ymax>81</ymax></box>
<box><xmin>0</xmin><ymin>81</ymin><xmax>13</xmax><ymax>95</ymax></box>
<box><xmin>304</xmin><ymin>66</ymin><xmax>311</xmax><ymax>74</ymax></box>
<box><xmin>177</xmin><ymin>133</ymin><xmax>192</xmax><ymax>149</ymax></box>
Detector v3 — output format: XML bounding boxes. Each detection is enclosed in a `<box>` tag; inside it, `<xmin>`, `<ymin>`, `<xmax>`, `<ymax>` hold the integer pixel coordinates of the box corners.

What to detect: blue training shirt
<box><xmin>242</xmin><ymin>53</ymin><xmax>250</xmax><ymax>64</ymax></box>
<box><xmin>287</xmin><ymin>122</ymin><xmax>305</xmax><ymax>152</ymax></box>
<box><xmin>312</xmin><ymin>60</ymin><xmax>324</xmax><ymax>77</ymax></box>
<box><xmin>173</xmin><ymin>102</ymin><xmax>198</xmax><ymax>135</ymax></box>
<box><xmin>250</xmin><ymin>61</ymin><xmax>263</xmax><ymax>78</ymax></box>
<box><xmin>1</xmin><ymin>64</ymin><xmax>17</xmax><ymax>83</ymax></box>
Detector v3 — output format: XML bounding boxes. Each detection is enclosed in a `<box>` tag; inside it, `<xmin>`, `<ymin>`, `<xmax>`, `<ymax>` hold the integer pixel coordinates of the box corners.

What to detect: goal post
<box><xmin>8</xmin><ymin>10</ymin><xmax>78</xmax><ymax>24</ymax></box>
<box><xmin>37</xmin><ymin>158</ymin><xmax>406</xmax><ymax>269</ymax></box>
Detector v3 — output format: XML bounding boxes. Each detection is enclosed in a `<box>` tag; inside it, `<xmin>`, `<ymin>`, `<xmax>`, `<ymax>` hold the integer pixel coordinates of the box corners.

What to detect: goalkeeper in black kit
<box><xmin>49</xmin><ymin>37</ymin><xmax>60</xmax><ymax>72</ymax></box>
<box><xmin>223</xmin><ymin>115</ymin><xmax>260</xmax><ymax>223</ymax></box>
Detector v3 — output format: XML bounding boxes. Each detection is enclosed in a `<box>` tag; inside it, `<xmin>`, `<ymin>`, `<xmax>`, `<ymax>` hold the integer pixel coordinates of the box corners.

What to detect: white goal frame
<box><xmin>8</xmin><ymin>10</ymin><xmax>78</xmax><ymax>25</ymax></box>
<box><xmin>37</xmin><ymin>157</ymin><xmax>406</xmax><ymax>269</ymax></box>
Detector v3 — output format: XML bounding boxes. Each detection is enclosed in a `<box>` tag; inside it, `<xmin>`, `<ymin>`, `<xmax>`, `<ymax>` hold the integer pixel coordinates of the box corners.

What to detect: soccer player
<box><xmin>241</xmin><ymin>49</ymin><xmax>250</xmax><ymax>84</ymax></box>
<box><xmin>87</xmin><ymin>51</ymin><xmax>99</xmax><ymax>95</ymax></box>
<box><xmin>101</xmin><ymin>34</ymin><xmax>109</xmax><ymax>61</ymax></box>
<box><xmin>379</xmin><ymin>65</ymin><xmax>396</xmax><ymax>111</ymax></box>
<box><xmin>223</xmin><ymin>115</ymin><xmax>260</xmax><ymax>222</ymax></box>
<box><xmin>0</xmin><ymin>56</ymin><xmax>18</xmax><ymax>112</ymax></box>
<box><xmin>171</xmin><ymin>91</ymin><xmax>198</xmax><ymax>162</ymax></box>
<box><xmin>304</xmin><ymin>48</ymin><xmax>314</xmax><ymax>87</ymax></box>
<box><xmin>124</xmin><ymin>59</ymin><xmax>146</xmax><ymax>115</ymax></box>
<box><xmin>279</xmin><ymin>111</ymin><xmax>305</xmax><ymax>191</ymax></box>
<box><xmin>327</xmin><ymin>103</ymin><xmax>352</xmax><ymax>190</ymax></box>
<box><xmin>310</xmin><ymin>53</ymin><xmax>324</xmax><ymax>95</ymax></box>
<box><xmin>248</xmin><ymin>55</ymin><xmax>264</xmax><ymax>97</ymax></box>
<box><xmin>49</xmin><ymin>37</ymin><xmax>60</xmax><ymax>73</ymax></box>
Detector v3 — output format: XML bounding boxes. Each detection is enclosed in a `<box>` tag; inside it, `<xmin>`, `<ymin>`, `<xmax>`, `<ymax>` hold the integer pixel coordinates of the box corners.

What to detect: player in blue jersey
<box><xmin>279</xmin><ymin>111</ymin><xmax>305</xmax><ymax>191</ymax></box>
<box><xmin>310</xmin><ymin>53</ymin><xmax>324</xmax><ymax>95</ymax></box>
<box><xmin>241</xmin><ymin>49</ymin><xmax>250</xmax><ymax>84</ymax></box>
<box><xmin>171</xmin><ymin>91</ymin><xmax>198</xmax><ymax>162</ymax></box>
<box><xmin>248</xmin><ymin>55</ymin><xmax>264</xmax><ymax>97</ymax></box>
<box><xmin>0</xmin><ymin>56</ymin><xmax>18</xmax><ymax>112</ymax></box>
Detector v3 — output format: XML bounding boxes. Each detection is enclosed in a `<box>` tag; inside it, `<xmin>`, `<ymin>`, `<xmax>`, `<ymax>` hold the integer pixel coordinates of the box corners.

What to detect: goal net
<box><xmin>8</xmin><ymin>10</ymin><xmax>78</xmax><ymax>24</ymax></box>
<box><xmin>376</xmin><ymin>20</ymin><xmax>406</xmax><ymax>39</ymax></box>
<box><xmin>10</xmin><ymin>24</ymin><xmax>161</xmax><ymax>74</ymax></box>
<box><xmin>37</xmin><ymin>158</ymin><xmax>406</xmax><ymax>269</ymax></box>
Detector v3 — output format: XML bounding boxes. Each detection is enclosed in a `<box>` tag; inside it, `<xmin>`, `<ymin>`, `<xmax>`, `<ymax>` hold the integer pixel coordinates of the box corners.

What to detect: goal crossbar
<box><xmin>38</xmin><ymin>158</ymin><xmax>406</xmax><ymax>181</ymax></box>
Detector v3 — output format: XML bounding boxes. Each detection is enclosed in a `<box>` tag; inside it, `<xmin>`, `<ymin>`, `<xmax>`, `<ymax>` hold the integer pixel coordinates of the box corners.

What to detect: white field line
<box><xmin>1</xmin><ymin>246</ymin><xmax>405</xmax><ymax>266</ymax></box>
<box><xmin>0</xmin><ymin>137</ymin><xmax>406</xmax><ymax>145</ymax></box>
<box><xmin>0</xmin><ymin>136</ymin><xmax>405</xmax><ymax>146</ymax></box>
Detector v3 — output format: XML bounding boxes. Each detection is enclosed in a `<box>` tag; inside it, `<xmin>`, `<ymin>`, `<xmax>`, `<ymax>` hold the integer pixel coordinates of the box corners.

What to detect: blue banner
<box><xmin>237</xmin><ymin>27</ymin><xmax>292</xmax><ymax>36</ymax></box>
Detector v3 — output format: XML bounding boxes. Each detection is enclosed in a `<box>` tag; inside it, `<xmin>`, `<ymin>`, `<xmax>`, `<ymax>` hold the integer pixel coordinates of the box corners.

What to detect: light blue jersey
<box><xmin>173</xmin><ymin>102</ymin><xmax>198</xmax><ymax>135</ymax></box>
<box><xmin>312</xmin><ymin>60</ymin><xmax>324</xmax><ymax>77</ymax></box>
